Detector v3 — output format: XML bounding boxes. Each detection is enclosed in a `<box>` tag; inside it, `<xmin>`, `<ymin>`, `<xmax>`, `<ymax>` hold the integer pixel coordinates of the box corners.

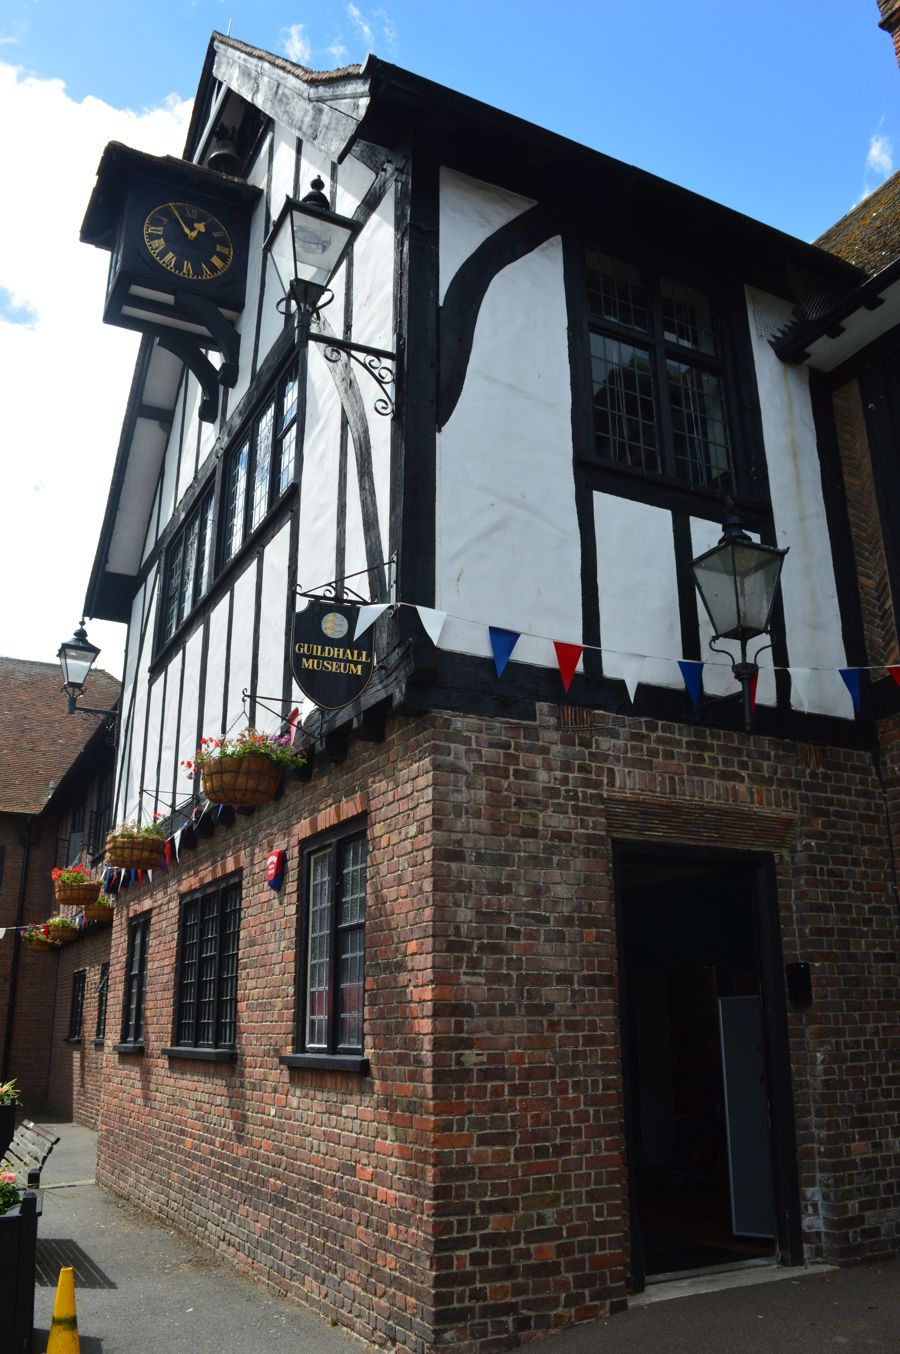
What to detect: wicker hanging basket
<box><xmin>105</xmin><ymin>834</ymin><xmax>167</xmax><ymax>870</ymax></box>
<box><xmin>46</xmin><ymin>923</ymin><xmax>80</xmax><ymax>946</ymax></box>
<box><xmin>201</xmin><ymin>753</ymin><xmax>281</xmax><ymax>807</ymax></box>
<box><xmin>54</xmin><ymin>880</ymin><xmax>103</xmax><ymax>908</ymax></box>
<box><xmin>82</xmin><ymin>901</ymin><xmax>114</xmax><ymax>925</ymax></box>
<box><xmin>23</xmin><ymin>934</ymin><xmax>57</xmax><ymax>953</ymax></box>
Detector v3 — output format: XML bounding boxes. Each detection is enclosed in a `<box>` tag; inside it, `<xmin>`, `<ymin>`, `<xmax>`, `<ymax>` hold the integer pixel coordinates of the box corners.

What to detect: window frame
<box><xmin>158</xmin><ymin>484</ymin><xmax>216</xmax><ymax>647</ymax></box>
<box><xmin>67</xmin><ymin>969</ymin><xmax>86</xmax><ymax>1042</ymax></box>
<box><xmin>583</xmin><ymin>248</ymin><xmax>764</xmax><ymax>507</ymax></box>
<box><xmin>282</xmin><ymin>820</ymin><xmax>369</xmax><ymax>1074</ymax></box>
<box><xmin>116</xmin><ymin>913</ymin><xmax>150</xmax><ymax>1052</ymax></box>
<box><xmin>220</xmin><ymin>364</ymin><xmax>301</xmax><ymax>569</ymax></box>
<box><xmin>94</xmin><ymin>962</ymin><xmax>110</xmax><ymax>1044</ymax></box>
<box><xmin>164</xmin><ymin>874</ymin><xmax>242</xmax><ymax>1062</ymax></box>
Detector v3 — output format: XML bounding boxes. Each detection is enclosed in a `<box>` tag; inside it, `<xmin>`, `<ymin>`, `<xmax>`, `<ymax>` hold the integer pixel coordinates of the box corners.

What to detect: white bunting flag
<box><xmin>789</xmin><ymin>667</ymin><xmax>814</xmax><ymax>713</ymax></box>
<box><xmin>415</xmin><ymin>606</ymin><xmax>447</xmax><ymax>648</ymax></box>
<box><xmin>0</xmin><ymin>929</ymin><xmax>6</xmax><ymax>941</ymax></box>
<box><xmin>173</xmin><ymin>828</ymin><xmax>183</xmax><ymax>863</ymax></box>
<box><xmin>619</xmin><ymin>653</ymin><xmax>645</xmax><ymax>704</ymax></box>
<box><xmin>354</xmin><ymin>603</ymin><xmax>389</xmax><ymax>641</ymax></box>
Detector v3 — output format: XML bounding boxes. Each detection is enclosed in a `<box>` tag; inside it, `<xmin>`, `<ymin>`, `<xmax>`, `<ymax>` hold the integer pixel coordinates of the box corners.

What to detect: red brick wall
<box><xmin>833</xmin><ymin>379</ymin><xmax>899</xmax><ymax>668</ymax></box>
<box><xmin>0</xmin><ymin>813</ymin><xmax>63</xmax><ymax>1110</ymax></box>
<box><xmin>80</xmin><ymin>708</ymin><xmax>899</xmax><ymax>1353</ymax></box>
<box><xmin>46</xmin><ymin>928</ymin><xmax>112</xmax><ymax>1130</ymax></box>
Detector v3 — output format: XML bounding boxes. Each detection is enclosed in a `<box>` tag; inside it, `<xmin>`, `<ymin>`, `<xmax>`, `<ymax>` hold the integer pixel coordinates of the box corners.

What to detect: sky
<box><xmin>0</xmin><ymin>0</ymin><xmax>896</xmax><ymax>684</ymax></box>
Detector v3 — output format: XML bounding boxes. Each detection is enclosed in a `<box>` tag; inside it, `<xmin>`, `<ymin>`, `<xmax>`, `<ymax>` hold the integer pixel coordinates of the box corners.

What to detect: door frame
<box><xmin>612</xmin><ymin>840</ymin><xmax>804</xmax><ymax>1292</ymax></box>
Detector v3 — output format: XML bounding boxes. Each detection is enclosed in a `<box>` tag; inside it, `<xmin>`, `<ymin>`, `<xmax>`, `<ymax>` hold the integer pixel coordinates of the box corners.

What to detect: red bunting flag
<box><xmin>888</xmin><ymin>667</ymin><xmax>900</xmax><ymax>688</ymax></box>
<box><xmin>287</xmin><ymin>707</ymin><xmax>300</xmax><ymax>747</ymax></box>
<box><xmin>554</xmin><ymin>642</ymin><xmax>583</xmax><ymax>693</ymax></box>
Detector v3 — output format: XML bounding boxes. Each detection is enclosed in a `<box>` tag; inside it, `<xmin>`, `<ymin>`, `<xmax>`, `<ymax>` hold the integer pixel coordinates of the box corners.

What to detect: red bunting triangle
<box><xmin>554</xmin><ymin>642</ymin><xmax>583</xmax><ymax>693</ymax></box>
<box><xmin>888</xmin><ymin>667</ymin><xmax>900</xmax><ymax>688</ymax></box>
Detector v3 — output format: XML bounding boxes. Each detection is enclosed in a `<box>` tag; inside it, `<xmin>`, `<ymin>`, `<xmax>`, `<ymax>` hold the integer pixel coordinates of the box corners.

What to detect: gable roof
<box><xmin>0</xmin><ymin>658</ymin><xmax>120</xmax><ymax>815</ymax></box>
<box><xmin>815</xmin><ymin>172</ymin><xmax>900</xmax><ymax>276</ymax></box>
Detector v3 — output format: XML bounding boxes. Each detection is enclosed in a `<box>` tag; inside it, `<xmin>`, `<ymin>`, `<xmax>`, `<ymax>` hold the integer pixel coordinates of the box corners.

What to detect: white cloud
<box><xmin>374</xmin><ymin>7</ymin><xmax>397</xmax><ymax>51</ymax></box>
<box><xmin>347</xmin><ymin>3</ymin><xmax>374</xmax><ymax>49</ymax></box>
<box><xmin>327</xmin><ymin>40</ymin><xmax>349</xmax><ymax>64</ymax></box>
<box><xmin>0</xmin><ymin>63</ymin><xmax>192</xmax><ymax>678</ymax></box>
<box><xmin>281</xmin><ymin>23</ymin><xmax>312</xmax><ymax>66</ymax></box>
<box><xmin>866</xmin><ymin>130</ymin><xmax>894</xmax><ymax>179</ymax></box>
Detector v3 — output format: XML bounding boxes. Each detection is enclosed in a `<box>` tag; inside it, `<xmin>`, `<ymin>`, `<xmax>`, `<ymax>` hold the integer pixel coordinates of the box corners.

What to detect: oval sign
<box><xmin>291</xmin><ymin>600</ymin><xmax>375</xmax><ymax>710</ymax></box>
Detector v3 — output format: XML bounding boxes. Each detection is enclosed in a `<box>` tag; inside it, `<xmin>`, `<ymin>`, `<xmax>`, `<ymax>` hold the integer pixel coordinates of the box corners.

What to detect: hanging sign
<box><xmin>291</xmin><ymin>600</ymin><xmax>376</xmax><ymax>710</ymax></box>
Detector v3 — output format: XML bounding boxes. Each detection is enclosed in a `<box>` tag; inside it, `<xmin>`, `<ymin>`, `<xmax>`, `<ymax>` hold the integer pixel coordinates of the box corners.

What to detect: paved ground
<box><xmin>25</xmin><ymin>1120</ymin><xmax>900</xmax><ymax>1353</ymax></box>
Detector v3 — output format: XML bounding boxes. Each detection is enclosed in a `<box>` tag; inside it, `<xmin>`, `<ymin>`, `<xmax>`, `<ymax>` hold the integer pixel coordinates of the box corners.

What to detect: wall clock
<box><xmin>142</xmin><ymin>202</ymin><xmax>235</xmax><ymax>282</ymax></box>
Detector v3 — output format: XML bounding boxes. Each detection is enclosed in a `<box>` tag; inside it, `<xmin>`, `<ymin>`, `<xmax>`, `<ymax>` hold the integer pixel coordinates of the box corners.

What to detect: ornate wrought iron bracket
<box><xmin>309</xmin><ymin>333</ymin><xmax>396</xmax><ymax>417</ymax></box>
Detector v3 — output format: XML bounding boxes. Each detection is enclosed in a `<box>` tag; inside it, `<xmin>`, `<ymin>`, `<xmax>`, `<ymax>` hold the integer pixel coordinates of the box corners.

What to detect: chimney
<box><xmin>877</xmin><ymin>0</ymin><xmax>900</xmax><ymax>67</ymax></box>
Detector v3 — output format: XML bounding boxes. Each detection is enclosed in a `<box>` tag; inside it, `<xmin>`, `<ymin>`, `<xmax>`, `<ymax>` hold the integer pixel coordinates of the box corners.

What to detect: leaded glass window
<box><xmin>174</xmin><ymin>877</ymin><xmax>241</xmax><ymax>1050</ymax></box>
<box><xmin>586</xmin><ymin>250</ymin><xmax>735</xmax><ymax>493</ymax></box>
<box><xmin>299</xmin><ymin>828</ymin><xmax>367</xmax><ymax>1057</ymax></box>
<box><xmin>121</xmin><ymin>915</ymin><xmax>150</xmax><ymax>1046</ymax></box>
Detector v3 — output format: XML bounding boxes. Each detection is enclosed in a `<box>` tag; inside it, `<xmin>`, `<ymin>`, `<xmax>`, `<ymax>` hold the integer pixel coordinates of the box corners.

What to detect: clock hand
<box><xmin>168</xmin><ymin>203</ymin><xmax>193</xmax><ymax>237</ymax></box>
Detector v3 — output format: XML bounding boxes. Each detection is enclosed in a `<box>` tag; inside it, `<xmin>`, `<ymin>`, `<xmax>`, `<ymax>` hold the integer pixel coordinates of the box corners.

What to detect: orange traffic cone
<box><xmin>46</xmin><ymin>1265</ymin><xmax>79</xmax><ymax>1352</ymax></box>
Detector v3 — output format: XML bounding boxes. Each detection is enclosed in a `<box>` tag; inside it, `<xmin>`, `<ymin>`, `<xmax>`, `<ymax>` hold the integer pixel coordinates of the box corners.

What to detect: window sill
<box><xmin>92</xmin><ymin>1038</ymin><xmax>105</xmax><ymax>1048</ymax></box>
<box><xmin>162</xmin><ymin>1046</ymin><xmax>237</xmax><ymax>1063</ymax></box>
<box><xmin>279</xmin><ymin>1053</ymin><xmax>369</xmax><ymax>1074</ymax></box>
<box><xmin>64</xmin><ymin>1037</ymin><xmax>82</xmax><ymax>1046</ymax></box>
<box><xmin>113</xmin><ymin>1042</ymin><xmax>145</xmax><ymax>1055</ymax></box>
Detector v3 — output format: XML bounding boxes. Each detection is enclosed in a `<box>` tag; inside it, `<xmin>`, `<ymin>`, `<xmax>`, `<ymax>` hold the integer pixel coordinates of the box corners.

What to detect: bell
<box><xmin>207</xmin><ymin>130</ymin><xmax>242</xmax><ymax>176</ymax></box>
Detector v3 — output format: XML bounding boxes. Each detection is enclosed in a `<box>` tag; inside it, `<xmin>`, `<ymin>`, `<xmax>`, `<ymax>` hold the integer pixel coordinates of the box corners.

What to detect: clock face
<box><xmin>142</xmin><ymin>202</ymin><xmax>234</xmax><ymax>282</ymax></box>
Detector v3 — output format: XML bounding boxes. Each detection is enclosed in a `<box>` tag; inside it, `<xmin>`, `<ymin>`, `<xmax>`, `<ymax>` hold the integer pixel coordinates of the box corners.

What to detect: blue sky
<box><xmin>0</xmin><ymin>1</ymin><xmax>895</xmax><ymax>676</ymax></box>
<box><xmin>4</xmin><ymin>0</ymin><xmax>897</xmax><ymax>240</ymax></box>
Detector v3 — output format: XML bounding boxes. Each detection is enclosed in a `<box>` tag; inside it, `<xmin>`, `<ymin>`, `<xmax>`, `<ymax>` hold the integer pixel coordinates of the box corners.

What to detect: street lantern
<box><xmin>57</xmin><ymin>622</ymin><xmax>101</xmax><ymax>712</ymax></box>
<box><xmin>263</xmin><ymin>179</ymin><xmax>396</xmax><ymax>416</ymax></box>
<box><xmin>265</xmin><ymin>179</ymin><xmax>360</xmax><ymax>317</ymax></box>
<box><xmin>57</xmin><ymin>621</ymin><xmax>117</xmax><ymax>723</ymax></box>
<box><xmin>690</xmin><ymin>502</ymin><xmax>788</xmax><ymax>731</ymax></box>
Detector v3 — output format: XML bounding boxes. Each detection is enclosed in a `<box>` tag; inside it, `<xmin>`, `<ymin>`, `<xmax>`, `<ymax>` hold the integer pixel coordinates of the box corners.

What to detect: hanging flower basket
<box><xmin>54</xmin><ymin>880</ymin><xmax>103</xmax><ymax>908</ymax></box>
<box><xmin>46</xmin><ymin>917</ymin><xmax>80</xmax><ymax>946</ymax></box>
<box><xmin>105</xmin><ymin>825</ymin><xmax>166</xmax><ymax>870</ymax></box>
<box><xmin>182</xmin><ymin>728</ymin><xmax>306</xmax><ymax>808</ymax></box>
<box><xmin>201</xmin><ymin>752</ymin><xmax>282</xmax><ymax>807</ymax></box>
<box><xmin>22</xmin><ymin>929</ymin><xmax>57</xmax><ymax>954</ymax></box>
<box><xmin>82</xmin><ymin>900</ymin><xmax>114</xmax><ymax>925</ymax></box>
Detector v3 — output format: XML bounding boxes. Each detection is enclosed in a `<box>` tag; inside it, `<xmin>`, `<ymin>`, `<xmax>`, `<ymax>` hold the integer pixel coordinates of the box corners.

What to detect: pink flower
<box><xmin>1</xmin><ymin>1171</ymin><xmax>16</xmax><ymax>1184</ymax></box>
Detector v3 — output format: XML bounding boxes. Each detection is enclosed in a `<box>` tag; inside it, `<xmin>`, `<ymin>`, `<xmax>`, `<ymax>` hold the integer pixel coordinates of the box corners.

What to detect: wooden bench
<box><xmin>3</xmin><ymin>1120</ymin><xmax>60</xmax><ymax>1187</ymax></box>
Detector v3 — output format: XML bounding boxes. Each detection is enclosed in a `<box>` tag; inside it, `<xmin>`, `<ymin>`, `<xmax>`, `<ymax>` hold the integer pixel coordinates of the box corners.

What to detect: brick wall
<box><xmin>0</xmin><ymin>812</ymin><xmax>63</xmax><ymax>1109</ymax></box>
<box><xmin>832</xmin><ymin>379</ymin><xmax>899</xmax><ymax>668</ymax></box>
<box><xmin>46</xmin><ymin>928</ymin><xmax>112</xmax><ymax>1129</ymax></box>
<box><xmin>73</xmin><ymin>707</ymin><xmax>899</xmax><ymax>1353</ymax></box>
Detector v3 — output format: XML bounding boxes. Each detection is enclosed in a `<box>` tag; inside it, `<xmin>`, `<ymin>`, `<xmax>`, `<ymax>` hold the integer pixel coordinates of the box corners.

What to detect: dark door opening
<box><xmin>617</xmin><ymin>849</ymin><xmax>796</xmax><ymax>1285</ymax></box>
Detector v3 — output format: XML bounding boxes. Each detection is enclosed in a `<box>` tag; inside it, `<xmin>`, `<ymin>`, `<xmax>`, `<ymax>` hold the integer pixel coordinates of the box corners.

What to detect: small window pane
<box><xmin>195</xmin><ymin>492</ymin><xmax>215</xmax><ymax>601</ymax></box>
<box><xmin>276</xmin><ymin>374</ymin><xmax>299</xmax><ymax>496</ymax></box>
<box><xmin>69</xmin><ymin>971</ymin><xmax>86</xmax><ymax>1039</ymax></box>
<box><xmin>337</xmin><ymin>927</ymin><xmax>364</xmax><ymax>1051</ymax></box>
<box><xmin>667</xmin><ymin>361</ymin><xmax>733</xmax><ymax>491</ymax></box>
<box><xmin>223</xmin><ymin>442</ymin><xmax>249</xmax><ymax>563</ymax></box>
<box><xmin>95</xmin><ymin>963</ymin><xmax>109</xmax><ymax>1039</ymax></box>
<box><xmin>306</xmin><ymin>850</ymin><xmax>333</xmax><ymax>1050</ymax></box>
<box><xmin>586</xmin><ymin>252</ymin><xmax>649</xmax><ymax>332</ymax></box>
<box><xmin>661</xmin><ymin>278</ymin><xmax>720</xmax><ymax>357</ymax></box>
<box><xmin>591</xmin><ymin>334</ymin><xmax>660</xmax><ymax>474</ymax></box>
<box><xmin>250</xmin><ymin>403</ymin><xmax>274</xmax><ymax>531</ymax></box>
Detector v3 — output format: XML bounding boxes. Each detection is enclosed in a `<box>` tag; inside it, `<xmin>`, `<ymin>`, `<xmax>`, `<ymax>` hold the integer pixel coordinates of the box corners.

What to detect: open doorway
<box><xmin>616</xmin><ymin>848</ymin><xmax>800</xmax><ymax>1287</ymax></box>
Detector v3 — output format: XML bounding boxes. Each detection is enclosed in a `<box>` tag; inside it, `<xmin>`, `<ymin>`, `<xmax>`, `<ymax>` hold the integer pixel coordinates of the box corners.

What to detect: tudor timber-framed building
<box><xmin>69</xmin><ymin>32</ymin><xmax>900</xmax><ymax>1353</ymax></box>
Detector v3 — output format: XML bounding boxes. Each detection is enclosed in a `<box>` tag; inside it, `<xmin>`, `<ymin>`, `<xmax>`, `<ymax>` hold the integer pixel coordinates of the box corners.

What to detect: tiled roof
<box><xmin>0</xmin><ymin>658</ymin><xmax>120</xmax><ymax>815</ymax></box>
<box><xmin>815</xmin><ymin>172</ymin><xmax>900</xmax><ymax>277</ymax></box>
<box><xmin>213</xmin><ymin>32</ymin><xmax>364</xmax><ymax>85</ymax></box>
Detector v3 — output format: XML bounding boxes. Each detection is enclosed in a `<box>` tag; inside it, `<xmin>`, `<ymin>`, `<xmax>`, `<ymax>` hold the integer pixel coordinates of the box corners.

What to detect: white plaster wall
<box><xmin>690</xmin><ymin>516</ymin><xmax>777</xmax><ymax>706</ymax></box>
<box><xmin>297</xmin><ymin>353</ymin><xmax>342</xmax><ymax>594</ymax></box>
<box><xmin>435</xmin><ymin>236</ymin><xmax>580</xmax><ymax>668</ymax></box>
<box><xmin>336</xmin><ymin>153</ymin><xmax>377</xmax><ymax>221</ymax></box>
<box><xmin>439</xmin><ymin>168</ymin><xmax>535</xmax><ymax>305</ymax></box>
<box><xmin>157</xmin><ymin>649</ymin><xmax>183</xmax><ymax>810</ymax></box>
<box><xmin>352</xmin><ymin>184</ymin><xmax>394</xmax><ymax>354</ymax></box>
<box><xmin>121</xmin><ymin>582</ymin><xmax>157</xmax><ymax>823</ymax></box>
<box><xmin>144</xmin><ymin>671</ymin><xmax>164</xmax><ymax>808</ymax></box>
<box><xmin>224</xmin><ymin>563</ymin><xmax>256</xmax><ymax>732</ymax></box>
<box><xmin>178</xmin><ymin>628</ymin><xmax>203</xmax><ymax>781</ymax></box>
<box><xmin>141</xmin><ymin>483</ymin><xmax>161</xmax><ymax>564</ymax></box>
<box><xmin>204</xmin><ymin>595</ymin><xmax>230</xmax><ymax>738</ymax></box>
<box><xmin>746</xmin><ymin>287</ymin><xmax>852</xmax><ymax>719</ymax></box>
<box><xmin>232</xmin><ymin>141</ymin><xmax>273</xmax><ymax>408</ymax></box>
<box><xmin>343</xmin><ymin>448</ymin><xmax>369</xmax><ymax>598</ymax></box>
<box><xmin>157</xmin><ymin>399</ymin><xmax>181</xmax><ymax>533</ymax></box>
<box><xmin>594</xmin><ymin>495</ymin><xmax>682</xmax><ymax>690</ymax></box>
<box><xmin>115</xmin><ymin>578</ymin><xmax>147</xmax><ymax>822</ymax></box>
<box><xmin>176</xmin><ymin>382</ymin><xmax>199</xmax><ymax>506</ymax></box>
<box><xmin>256</xmin><ymin>522</ymin><xmax>291</xmax><ymax>731</ymax></box>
